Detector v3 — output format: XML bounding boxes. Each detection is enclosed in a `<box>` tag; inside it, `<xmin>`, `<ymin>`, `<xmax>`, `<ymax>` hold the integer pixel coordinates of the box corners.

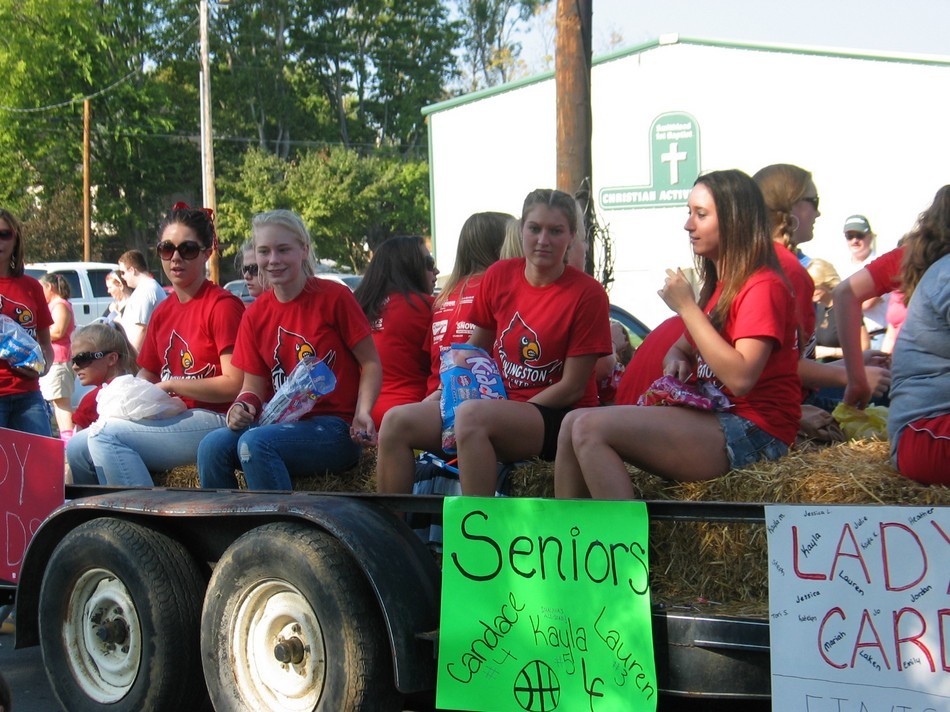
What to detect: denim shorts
<box><xmin>714</xmin><ymin>411</ymin><xmax>788</xmax><ymax>469</ymax></box>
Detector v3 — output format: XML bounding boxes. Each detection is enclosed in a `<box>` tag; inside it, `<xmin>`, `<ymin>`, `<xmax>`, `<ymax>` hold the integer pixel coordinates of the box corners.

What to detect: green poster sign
<box><xmin>437</xmin><ymin>497</ymin><xmax>656</xmax><ymax>712</ymax></box>
<box><xmin>599</xmin><ymin>111</ymin><xmax>701</xmax><ymax>210</ymax></box>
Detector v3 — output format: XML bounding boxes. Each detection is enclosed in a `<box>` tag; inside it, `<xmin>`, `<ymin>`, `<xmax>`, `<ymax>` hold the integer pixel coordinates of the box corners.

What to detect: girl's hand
<box><xmin>658</xmin><ymin>268</ymin><xmax>696</xmax><ymax>314</ymax></box>
<box><xmin>350</xmin><ymin>413</ymin><xmax>377</xmax><ymax>446</ymax></box>
<box><xmin>226</xmin><ymin>402</ymin><xmax>255</xmax><ymax>431</ymax></box>
<box><xmin>663</xmin><ymin>358</ymin><xmax>693</xmax><ymax>382</ymax></box>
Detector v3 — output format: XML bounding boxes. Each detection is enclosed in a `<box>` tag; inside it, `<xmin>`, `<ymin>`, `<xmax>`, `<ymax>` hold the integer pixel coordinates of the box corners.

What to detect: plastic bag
<box><xmin>637</xmin><ymin>375</ymin><xmax>732</xmax><ymax>411</ymax></box>
<box><xmin>259</xmin><ymin>356</ymin><xmax>336</xmax><ymax>426</ymax></box>
<box><xmin>439</xmin><ymin>344</ymin><xmax>507</xmax><ymax>453</ymax></box>
<box><xmin>832</xmin><ymin>402</ymin><xmax>889</xmax><ymax>440</ymax></box>
<box><xmin>96</xmin><ymin>375</ymin><xmax>187</xmax><ymax>421</ymax></box>
<box><xmin>0</xmin><ymin>314</ymin><xmax>45</xmax><ymax>374</ymax></box>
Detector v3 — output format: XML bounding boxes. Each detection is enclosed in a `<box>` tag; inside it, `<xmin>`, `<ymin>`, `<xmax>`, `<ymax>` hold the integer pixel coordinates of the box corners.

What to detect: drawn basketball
<box><xmin>512</xmin><ymin>660</ymin><xmax>560</xmax><ymax>711</ymax></box>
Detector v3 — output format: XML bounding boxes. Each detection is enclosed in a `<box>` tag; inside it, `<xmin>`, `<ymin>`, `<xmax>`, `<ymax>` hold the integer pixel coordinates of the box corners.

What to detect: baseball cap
<box><xmin>843</xmin><ymin>215</ymin><xmax>871</xmax><ymax>234</ymax></box>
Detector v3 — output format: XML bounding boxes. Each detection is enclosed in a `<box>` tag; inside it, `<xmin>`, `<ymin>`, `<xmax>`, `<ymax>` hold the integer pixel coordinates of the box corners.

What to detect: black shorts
<box><xmin>528</xmin><ymin>403</ymin><xmax>571</xmax><ymax>461</ymax></box>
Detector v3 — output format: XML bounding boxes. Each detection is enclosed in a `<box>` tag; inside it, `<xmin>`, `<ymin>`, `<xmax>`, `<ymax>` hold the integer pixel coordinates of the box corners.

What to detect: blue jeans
<box><xmin>69</xmin><ymin>409</ymin><xmax>228</xmax><ymax>486</ymax></box>
<box><xmin>197</xmin><ymin>416</ymin><xmax>360</xmax><ymax>491</ymax></box>
<box><xmin>714</xmin><ymin>411</ymin><xmax>788</xmax><ymax>469</ymax></box>
<box><xmin>0</xmin><ymin>391</ymin><xmax>52</xmax><ymax>437</ymax></box>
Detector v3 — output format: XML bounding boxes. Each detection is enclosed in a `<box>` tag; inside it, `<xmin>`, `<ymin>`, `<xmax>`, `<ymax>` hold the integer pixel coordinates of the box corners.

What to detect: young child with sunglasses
<box><xmin>67</xmin><ymin>204</ymin><xmax>245</xmax><ymax>486</ymax></box>
<box><xmin>65</xmin><ymin>323</ymin><xmax>138</xmax><ymax>483</ymax></box>
<box><xmin>0</xmin><ymin>208</ymin><xmax>55</xmax><ymax>437</ymax></box>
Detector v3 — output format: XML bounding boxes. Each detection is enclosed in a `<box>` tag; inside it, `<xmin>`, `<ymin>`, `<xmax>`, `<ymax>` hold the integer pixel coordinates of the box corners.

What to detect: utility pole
<box><xmin>199</xmin><ymin>0</ymin><xmax>219</xmax><ymax>283</ymax></box>
<box><xmin>83</xmin><ymin>99</ymin><xmax>91</xmax><ymax>262</ymax></box>
<box><xmin>555</xmin><ymin>0</ymin><xmax>593</xmax><ymax>271</ymax></box>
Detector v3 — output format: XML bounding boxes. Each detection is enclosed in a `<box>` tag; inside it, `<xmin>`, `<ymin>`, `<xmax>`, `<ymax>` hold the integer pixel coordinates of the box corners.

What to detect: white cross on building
<box><xmin>661</xmin><ymin>142</ymin><xmax>688</xmax><ymax>184</ymax></box>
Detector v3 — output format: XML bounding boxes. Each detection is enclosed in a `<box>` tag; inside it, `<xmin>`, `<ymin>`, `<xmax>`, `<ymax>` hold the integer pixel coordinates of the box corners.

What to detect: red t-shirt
<box><xmin>370</xmin><ymin>291</ymin><xmax>432</xmax><ymax>425</ymax></box>
<box><xmin>774</xmin><ymin>241</ymin><xmax>815</xmax><ymax>356</ymax></box>
<box><xmin>615</xmin><ymin>316</ymin><xmax>684</xmax><ymax>406</ymax></box>
<box><xmin>138</xmin><ymin>280</ymin><xmax>244</xmax><ymax>413</ymax></box>
<box><xmin>233</xmin><ymin>277</ymin><xmax>372</xmax><ymax>424</ymax></box>
<box><xmin>692</xmin><ymin>269</ymin><xmax>801</xmax><ymax>445</ymax></box>
<box><xmin>0</xmin><ymin>275</ymin><xmax>54</xmax><ymax>395</ymax></box>
<box><xmin>866</xmin><ymin>246</ymin><xmax>904</xmax><ymax>296</ymax></box>
<box><xmin>73</xmin><ymin>386</ymin><xmax>102</xmax><ymax>429</ymax></box>
<box><xmin>428</xmin><ymin>274</ymin><xmax>485</xmax><ymax>393</ymax></box>
<box><xmin>470</xmin><ymin>259</ymin><xmax>612</xmax><ymax>408</ymax></box>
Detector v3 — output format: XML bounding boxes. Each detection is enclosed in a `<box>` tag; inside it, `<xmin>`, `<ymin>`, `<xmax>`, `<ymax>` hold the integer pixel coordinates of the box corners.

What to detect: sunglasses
<box><xmin>0</xmin><ymin>228</ymin><xmax>15</xmax><ymax>240</ymax></box>
<box><xmin>800</xmin><ymin>196</ymin><xmax>820</xmax><ymax>210</ymax></box>
<box><xmin>72</xmin><ymin>351</ymin><xmax>114</xmax><ymax>369</ymax></box>
<box><xmin>845</xmin><ymin>232</ymin><xmax>868</xmax><ymax>242</ymax></box>
<box><xmin>157</xmin><ymin>240</ymin><xmax>204</xmax><ymax>261</ymax></box>
<box><xmin>242</xmin><ymin>263</ymin><xmax>259</xmax><ymax>277</ymax></box>
<box><xmin>425</xmin><ymin>256</ymin><xmax>436</xmax><ymax>271</ymax></box>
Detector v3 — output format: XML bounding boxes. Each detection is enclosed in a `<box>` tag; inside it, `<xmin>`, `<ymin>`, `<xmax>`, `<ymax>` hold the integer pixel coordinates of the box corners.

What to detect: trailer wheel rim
<box><xmin>65</xmin><ymin>568</ymin><xmax>143</xmax><ymax>702</ymax></box>
<box><xmin>231</xmin><ymin>578</ymin><xmax>326</xmax><ymax>710</ymax></box>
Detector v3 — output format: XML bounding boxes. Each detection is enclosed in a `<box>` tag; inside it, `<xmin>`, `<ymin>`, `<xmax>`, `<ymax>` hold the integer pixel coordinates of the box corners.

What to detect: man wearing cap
<box><xmin>842</xmin><ymin>214</ymin><xmax>888</xmax><ymax>348</ymax></box>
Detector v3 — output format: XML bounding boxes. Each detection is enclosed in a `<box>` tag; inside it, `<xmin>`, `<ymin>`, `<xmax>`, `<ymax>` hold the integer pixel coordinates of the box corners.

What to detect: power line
<box><xmin>0</xmin><ymin>18</ymin><xmax>199</xmax><ymax>114</ymax></box>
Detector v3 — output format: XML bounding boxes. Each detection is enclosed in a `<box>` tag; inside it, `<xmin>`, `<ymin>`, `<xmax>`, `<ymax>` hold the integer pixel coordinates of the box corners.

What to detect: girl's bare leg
<box><xmin>376</xmin><ymin>400</ymin><xmax>443</xmax><ymax>494</ymax></box>
<box><xmin>454</xmin><ymin>399</ymin><xmax>544</xmax><ymax>496</ymax></box>
<box><xmin>553</xmin><ymin>410</ymin><xmax>593</xmax><ymax>499</ymax></box>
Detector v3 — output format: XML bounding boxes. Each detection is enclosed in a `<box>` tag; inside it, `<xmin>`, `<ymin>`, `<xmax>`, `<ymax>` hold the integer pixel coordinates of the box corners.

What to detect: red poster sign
<box><xmin>0</xmin><ymin>427</ymin><xmax>65</xmax><ymax>583</ymax></box>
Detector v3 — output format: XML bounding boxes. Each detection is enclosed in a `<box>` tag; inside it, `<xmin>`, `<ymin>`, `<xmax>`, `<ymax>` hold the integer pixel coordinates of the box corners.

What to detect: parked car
<box><xmin>25</xmin><ymin>261</ymin><xmax>119</xmax><ymax>326</ymax></box>
<box><xmin>223</xmin><ymin>279</ymin><xmax>254</xmax><ymax>304</ymax></box>
<box><xmin>609</xmin><ymin>302</ymin><xmax>651</xmax><ymax>350</ymax></box>
<box><xmin>224</xmin><ymin>272</ymin><xmax>362</xmax><ymax>305</ymax></box>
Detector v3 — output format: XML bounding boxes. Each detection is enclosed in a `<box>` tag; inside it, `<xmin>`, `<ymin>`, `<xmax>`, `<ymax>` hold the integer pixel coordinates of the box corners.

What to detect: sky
<box><xmin>521</xmin><ymin>0</ymin><xmax>950</xmax><ymax>70</ymax></box>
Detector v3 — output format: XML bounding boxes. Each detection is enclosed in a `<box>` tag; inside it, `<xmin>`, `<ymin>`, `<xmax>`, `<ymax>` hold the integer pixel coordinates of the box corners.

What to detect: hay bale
<box><xmin>508</xmin><ymin>440</ymin><xmax>950</xmax><ymax>609</ymax></box>
<box><xmin>154</xmin><ymin>439</ymin><xmax>949</xmax><ymax>611</ymax></box>
<box><xmin>153</xmin><ymin>448</ymin><xmax>378</xmax><ymax>493</ymax></box>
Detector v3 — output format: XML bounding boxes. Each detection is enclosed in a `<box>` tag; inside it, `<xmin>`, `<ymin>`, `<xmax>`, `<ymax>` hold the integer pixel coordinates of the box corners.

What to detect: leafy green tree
<box><xmin>285</xmin><ymin>146</ymin><xmax>428</xmax><ymax>271</ymax></box>
<box><xmin>455</xmin><ymin>0</ymin><xmax>553</xmax><ymax>90</ymax></box>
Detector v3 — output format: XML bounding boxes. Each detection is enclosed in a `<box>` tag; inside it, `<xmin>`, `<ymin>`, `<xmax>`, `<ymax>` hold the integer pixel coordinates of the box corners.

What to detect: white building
<box><xmin>425</xmin><ymin>36</ymin><xmax>950</xmax><ymax>327</ymax></box>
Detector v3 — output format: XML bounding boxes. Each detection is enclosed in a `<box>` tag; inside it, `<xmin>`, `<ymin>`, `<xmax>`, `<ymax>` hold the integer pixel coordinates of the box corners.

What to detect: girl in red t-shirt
<box><xmin>0</xmin><ymin>208</ymin><xmax>54</xmax><ymax>436</ymax></box>
<box><xmin>197</xmin><ymin>210</ymin><xmax>381</xmax><ymax>491</ymax></box>
<box><xmin>377</xmin><ymin>189</ymin><xmax>612</xmax><ymax>496</ymax></box>
<box><xmin>556</xmin><ymin>169</ymin><xmax>801</xmax><ymax>498</ymax></box>
<box><xmin>354</xmin><ymin>236</ymin><xmax>433</xmax><ymax>426</ymax></box>
<box><xmin>67</xmin><ymin>205</ymin><xmax>245</xmax><ymax>486</ymax></box>
<box><xmin>427</xmin><ymin>212</ymin><xmax>512</xmax><ymax>394</ymax></box>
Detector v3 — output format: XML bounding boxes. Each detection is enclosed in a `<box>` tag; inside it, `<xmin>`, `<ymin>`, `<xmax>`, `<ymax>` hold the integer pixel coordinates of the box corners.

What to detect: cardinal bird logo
<box><xmin>271</xmin><ymin>327</ymin><xmax>334</xmax><ymax>391</ymax></box>
<box><xmin>497</xmin><ymin>312</ymin><xmax>562</xmax><ymax>388</ymax></box>
<box><xmin>160</xmin><ymin>330</ymin><xmax>215</xmax><ymax>381</ymax></box>
<box><xmin>0</xmin><ymin>295</ymin><xmax>36</xmax><ymax>333</ymax></box>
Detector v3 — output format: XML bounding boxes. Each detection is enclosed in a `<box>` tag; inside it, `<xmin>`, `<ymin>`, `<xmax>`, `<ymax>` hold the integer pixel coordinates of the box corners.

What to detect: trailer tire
<box><xmin>38</xmin><ymin>517</ymin><xmax>207</xmax><ymax>711</ymax></box>
<box><xmin>201</xmin><ymin>521</ymin><xmax>401</xmax><ymax>712</ymax></box>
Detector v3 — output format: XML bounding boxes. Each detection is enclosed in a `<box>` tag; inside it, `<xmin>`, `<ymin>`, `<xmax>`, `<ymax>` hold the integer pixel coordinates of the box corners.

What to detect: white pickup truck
<box><xmin>25</xmin><ymin>261</ymin><xmax>119</xmax><ymax>326</ymax></box>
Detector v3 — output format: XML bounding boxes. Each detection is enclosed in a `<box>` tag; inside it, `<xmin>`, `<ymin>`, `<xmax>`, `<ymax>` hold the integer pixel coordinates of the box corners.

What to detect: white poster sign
<box><xmin>766</xmin><ymin>505</ymin><xmax>950</xmax><ymax>711</ymax></box>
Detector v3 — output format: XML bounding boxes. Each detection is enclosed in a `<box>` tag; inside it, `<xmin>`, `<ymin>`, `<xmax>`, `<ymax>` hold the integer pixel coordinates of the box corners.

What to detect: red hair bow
<box><xmin>172</xmin><ymin>202</ymin><xmax>218</xmax><ymax>252</ymax></box>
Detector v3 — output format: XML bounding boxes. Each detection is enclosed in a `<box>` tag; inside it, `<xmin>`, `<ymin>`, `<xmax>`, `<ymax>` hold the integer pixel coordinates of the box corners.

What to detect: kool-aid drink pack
<box><xmin>439</xmin><ymin>344</ymin><xmax>506</xmax><ymax>453</ymax></box>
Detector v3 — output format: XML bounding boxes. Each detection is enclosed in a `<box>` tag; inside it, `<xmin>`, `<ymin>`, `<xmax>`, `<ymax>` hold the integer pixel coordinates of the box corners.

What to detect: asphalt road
<box><xmin>1</xmin><ymin>627</ymin><xmax>769</xmax><ymax>712</ymax></box>
<box><xmin>0</xmin><ymin>632</ymin><xmax>62</xmax><ymax>712</ymax></box>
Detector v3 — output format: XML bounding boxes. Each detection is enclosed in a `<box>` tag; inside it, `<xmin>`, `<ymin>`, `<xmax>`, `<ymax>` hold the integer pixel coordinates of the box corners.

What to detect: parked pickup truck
<box><xmin>25</xmin><ymin>261</ymin><xmax>118</xmax><ymax>326</ymax></box>
<box><xmin>3</xmin><ymin>483</ymin><xmax>769</xmax><ymax>711</ymax></box>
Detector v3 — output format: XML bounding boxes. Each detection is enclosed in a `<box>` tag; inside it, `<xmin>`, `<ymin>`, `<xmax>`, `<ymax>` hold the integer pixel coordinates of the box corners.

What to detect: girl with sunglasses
<box><xmin>555</xmin><ymin>170</ymin><xmax>801</xmax><ymax>497</ymax></box>
<box><xmin>353</xmin><ymin>235</ymin><xmax>433</xmax><ymax>427</ymax></box>
<box><xmin>0</xmin><ymin>208</ymin><xmax>55</xmax><ymax>437</ymax></box>
<box><xmin>197</xmin><ymin>210</ymin><xmax>381</xmax><ymax>491</ymax></box>
<box><xmin>68</xmin><ymin>204</ymin><xmax>245</xmax><ymax>486</ymax></box>
<box><xmin>65</xmin><ymin>323</ymin><xmax>138</xmax><ymax>483</ymax></box>
<box><xmin>237</xmin><ymin>239</ymin><xmax>264</xmax><ymax>301</ymax></box>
